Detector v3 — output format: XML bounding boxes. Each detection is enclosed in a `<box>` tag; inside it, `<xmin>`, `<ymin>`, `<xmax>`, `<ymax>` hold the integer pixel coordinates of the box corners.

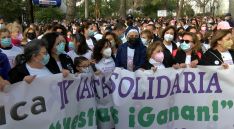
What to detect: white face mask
<box><xmin>103</xmin><ymin>48</ymin><xmax>112</xmax><ymax>58</ymax></box>
<box><xmin>164</xmin><ymin>34</ymin><xmax>174</xmax><ymax>42</ymax></box>
<box><xmin>0</xmin><ymin>24</ymin><xmax>5</xmax><ymax>29</ymax></box>
<box><xmin>141</xmin><ymin>38</ymin><xmax>148</xmax><ymax>46</ymax></box>
<box><xmin>81</xmin><ymin>67</ymin><xmax>91</xmax><ymax>73</ymax></box>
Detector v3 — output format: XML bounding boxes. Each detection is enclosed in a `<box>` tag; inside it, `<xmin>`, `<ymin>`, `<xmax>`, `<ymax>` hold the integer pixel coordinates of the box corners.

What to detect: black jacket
<box><xmin>201</xmin><ymin>49</ymin><xmax>234</xmax><ymax>65</ymax></box>
<box><xmin>162</xmin><ymin>42</ymin><xmax>177</xmax><ymax>67</ymax></box>
<box><xmin>8</xmin><ymin>63</ymin><xmax>55</xmax><ymax>84</ymax></box>
<box><xmin>174</xmin><ymin>50</ymin><xmax>203</xmax><ymax>65</ymax></box>
<box><xmin>115</xmin><ymin>41</ymin><xmax>146</xmax><ymax>71</ymax></box>
<box><xmin>46</xmin><ymin>54</ymin><xmax>76</xmax><ymax>74</ymax></box>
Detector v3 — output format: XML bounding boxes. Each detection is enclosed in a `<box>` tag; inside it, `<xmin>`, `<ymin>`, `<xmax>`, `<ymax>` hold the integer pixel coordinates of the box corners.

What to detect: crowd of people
<box><xmin>0</xmin><ymin>13</ymin><xmax>234</xmax><ymax>91</ymax></box>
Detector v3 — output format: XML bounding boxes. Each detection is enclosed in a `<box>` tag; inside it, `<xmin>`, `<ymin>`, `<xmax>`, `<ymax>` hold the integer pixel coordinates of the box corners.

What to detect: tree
<box><xmin>95</xmin><ymin>0</ymin><xmax>101</xmax><ymax>18</ymax></box>
<box><xmin>176</xmin><ymin>0</ymin><xmax>184</xmax><ymax>20</ymax></box>
<box><xmin>194</xmin><ymin>0</ymin><xmax>210</xmax><ymax>15</ymax></box>
<box><xmin>0</xmin><ymin>0</ymin><xmax>24</xmax><ymax>22</ymax></box>
<box><xmin>230</xmin><ymin>0</ymin><xmax>234</xmax><ymax>20</ymax></box>
<box><xmin>119</xmin><ymin>0</ymin><xmax>127</xmax><ymax>18</ymax></box>
<box><xmin>66</xmin><ymin>0</ymin><xmax>76</xmax><ymax>22</ymax></box>
<box><xmin>34</xmin><ymin>7</ymin><xmax>64</xmax><ymax>23</ymax></box>
<box><xmin>85</xmin><ymin>0</ymin><xmax>89</xmax><ymax>18</ymax></box>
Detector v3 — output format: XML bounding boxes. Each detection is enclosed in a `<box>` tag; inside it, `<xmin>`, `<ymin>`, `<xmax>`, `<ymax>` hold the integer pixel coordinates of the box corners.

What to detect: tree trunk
<box><xmin>85</xmin><ymin>0</ymin><xmax>89</xmax><ymax>18</ymax></box>
<box><xmin>66</xmin><ymin>0</ymin><xmax>76</xmax><ymax>22</ymax></box>
<box><xmin>95</xmin><ymin>0</ymin><xmax>101</xmax><ymax>19</ymax></box>
<box><xmin>28</xmin><ymin>0</ymin><xmax>34</xmax><ymax>23</ymax></box>
<box><xmin>202</xmin><ymin>5</ymin><xmax>206</xmax><ymax>15</ymax></box>
<box><xmin>230</xmin><ymin>0</ymin><xmax>234</xmax><ymax>20</ymax></box>
<box><xmin>119</xmin><ymin>0</ymin><xmax>126</xmax><ymax>19</ymax></box>
<box><xmin>177</xmin><ymin>0</ymin><xmax>184</xmax><ymax>20</ymax></box>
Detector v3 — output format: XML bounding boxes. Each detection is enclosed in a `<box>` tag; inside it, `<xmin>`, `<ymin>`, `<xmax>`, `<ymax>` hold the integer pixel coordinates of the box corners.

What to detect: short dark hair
<box><xmin>74</xmin><ymin>56</ymin><xmax>88</xmax><ymax>67</ymax></box>
<box><xmin>161</xmin><ymin>26</ymin><xmax>177</xmax><ymax>41</ymax></box>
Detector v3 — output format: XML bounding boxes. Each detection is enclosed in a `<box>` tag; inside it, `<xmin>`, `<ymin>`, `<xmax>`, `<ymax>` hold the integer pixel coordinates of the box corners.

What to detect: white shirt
<box><xmin>185</xmin><ymin>55</ymin><xmax>192</xmax><ymax>65</ymax></box>
<box><xmin>67</xmin><ymin>50</ymin><xmax>92</xmax><ymax>61</ymax></box>
<box><xmin>0</xmin><ymin>46</ymin><xmax>23</xmax><ymax>67</ymax></box>
<box><xmin>127</xmin><ymin>47</ymin><xmax>135</xmax><ymax>71</ymax></box>
<box><xmin>26</xmin><ymin>64</ymin><xmax>52</xmax><ymax>77</ymax></box>
<box><xmin>176</xmin><ymin>42</ymin><xmax>180</xmax><ymax>48</ymax></box>
<box><xmin>95</xmin><ymin>57</ymin><xmax>115</xmax><ymax>74</ymax></box>
<box><xmin>37</xmin><ymin>34</ymin><xmax>44</xmax><ymax>39</ymax></box>
<box><xmin>86</xmin><ymin>38</ymin><xmax>94</xmax><ymax>50</ymax></box>
<box><xmin>56</xmin><ymin>61</ymin><xmax>63</xmax><ymax>71</ymax></box>
<box><xmin>220</xmin><ymin>51</ymin><xmax>233</xmax><ymax>65</ymax></box>
<box><xmin>164</xmin><ymin>43</ymin><xmax>173</xmax><ymax>53</ymax></box>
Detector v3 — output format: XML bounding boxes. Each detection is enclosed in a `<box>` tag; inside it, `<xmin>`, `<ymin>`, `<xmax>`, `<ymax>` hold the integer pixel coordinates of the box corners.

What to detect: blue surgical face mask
<box><xmin>180</xmin><ymin>42</ymin><xmax>191</xmax><ymax>52</ymax></box>
<box><xmin>88</xmin><ymin>29</ymin><xmax>94</xmax><ymax>37</ymax></box>
<box><xmin>41</xmin><ymin>54</ymin><xmax>50</xmax><ymax>65</ymax></box>
<box><xmin>68</xmin><ymin>42</ymin><xmax>75</xmax><ymax>51</ymax></box>
<box><xmin>56</xmin><ymin>42</ymin><xmax>65</xmax><ymax>55</ymax></box>
<box><xmin>1</xmin><ymin>38</ymin><xmax>12</xmax><ymax>47</ymax></box>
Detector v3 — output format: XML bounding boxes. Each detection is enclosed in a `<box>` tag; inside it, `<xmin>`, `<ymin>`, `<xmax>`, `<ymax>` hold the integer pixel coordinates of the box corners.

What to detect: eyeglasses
<box><xmin>180</xmin><ymin>40</ymin><xmax>193</xmax><ymax>44</ymax></box>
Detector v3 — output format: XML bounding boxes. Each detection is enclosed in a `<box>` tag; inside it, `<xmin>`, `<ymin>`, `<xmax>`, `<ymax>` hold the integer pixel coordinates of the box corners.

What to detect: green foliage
<box><xmin>34</xmin><ymin>7</ymin><xmax>64</xmax><ymax>23</ymax></box>
<box><xmin>0</xmin><ymin>0</ymin><xmax>24</xmax><ymax>22</ymax></box>
<box><xmin>142</xmin><ymin>0</ymin><xmax>177</xmax><ymax>18</ymax></box>
<box><xmin>184</xmin><ymin>4</ymin><xmax>195</xmax><ymax>17</ymax></box>
<box><xmin>76</xmin><ymin>0</ymin><xmax>120</xmax><ymax>18</ymax></box>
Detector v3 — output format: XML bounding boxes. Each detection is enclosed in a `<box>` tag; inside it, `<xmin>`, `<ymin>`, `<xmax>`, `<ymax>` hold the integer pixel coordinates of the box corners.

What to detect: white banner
<box><xmin>1</xmin><ymin>66</ymin><xmax>234</xmax><ymax>129</ymax></box>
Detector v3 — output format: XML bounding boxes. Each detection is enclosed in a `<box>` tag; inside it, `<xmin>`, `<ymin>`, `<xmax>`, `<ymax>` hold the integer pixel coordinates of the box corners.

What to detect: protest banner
<box><xmin>1</xmin><ymin>66</ymin><xmax>234</xmax><ymax>129</ymax></box>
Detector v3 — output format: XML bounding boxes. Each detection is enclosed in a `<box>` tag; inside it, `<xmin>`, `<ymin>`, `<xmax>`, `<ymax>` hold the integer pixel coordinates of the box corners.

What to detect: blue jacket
<box><xmin>0</xmin><ymin>50</ymin><xmax>11</xmax><ymax>80</ymax></box>
<box><xmin>115</xmin><ymin>42</ymin><xmax>146</xmax><ymax>71</ymax></box>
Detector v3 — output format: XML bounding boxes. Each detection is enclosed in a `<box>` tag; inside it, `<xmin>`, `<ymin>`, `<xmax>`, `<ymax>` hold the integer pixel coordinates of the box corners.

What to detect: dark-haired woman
<box><xmin>103</xmin><ymin>31</ymin><xmax>122</xmax><ymax>57</ymax></box>
<box><xmin>92</xmin><ymin>38</ymin><xmax>115</xmax><ymax>74</ymax></box>
<box><xmin>201</xmin><ymin>30</ymin><xmax>234</xmax><ymax>68</ymax></box>
<box><xmin>78</xmin><ymin>23</ymin><xmax>97</xmax><ymax>50</ymax></box>
<box><xmin>8</xmin><ymin>39</ymin><xmax>53</xmax><ymax>84</ymax></box>
<box><xmin>42</xmin><ymin>32</ymin><xmax>76</xmax><ymax>74</ymax></box>
<box><xmin>161</xmin><ymin>26</ymin><xmax>177</xmax><ymax>67</ymax></box>
<box><xmin>67</xmin><ymin>33</ymin><xmax>93</xmax><ymax>61</ymax></box>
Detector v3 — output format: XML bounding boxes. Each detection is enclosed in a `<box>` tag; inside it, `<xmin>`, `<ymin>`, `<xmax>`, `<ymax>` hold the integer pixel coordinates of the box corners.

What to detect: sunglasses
<box><xmin>180</xmin><ymin>40</ymin><xmax>193</xmax><ymax>44</ymax></box>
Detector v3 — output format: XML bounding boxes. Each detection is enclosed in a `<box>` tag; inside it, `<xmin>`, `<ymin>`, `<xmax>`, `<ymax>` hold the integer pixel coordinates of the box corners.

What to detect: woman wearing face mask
<box><xmin>8</xmin><ymin>39</ymin><xmax>53</xmax><ymax>84</ymax></box>
<box><xmin>92</xmin><ymin>38</ymin><xmax>115</xmax><ymax>74</ymax></box>
<box><xmin>115</xmin><ymin>28</ymin><xmax>146</xmax><ymax>71</ymax></box>
<box><xmin>67</xmin><ymin>33</ymin><xmax>92</xmax><ymax>61</ymax></box>
<box><xmin>140</xmin><ymin>30</ymin><xmax>154</xmax><ymax>47</ymax></box>
<box><xmin>161</xmin><ymin>26</ymin><xmax>177</xmax><ymax>67</ymax></box>
<box><xmin>78</xmin><ymin>23</ymin><xmax>97</xmax><ymax>50</ymax></box>
<box><xmin>200</xmin><ymin>23</ymin><xmax>207</xmax><ymax>36</ymax></box>
<box><xmin>103</xmin><ymin>31</ymin><xmax>122</xmax><ymax>57</ymax></box>
<box><xmin>142</xmin><ymin>41</ymin><xmax>165</xmax><ymax>71</ymax></box>
<box><xmin>21</xmin><ymin>27</ymin><xmax>36</xmax><ymax>46</ymax></box>
<box><xmin>7</xmin><ymin>24</ymin><xmax>22</xmax><ymax>46</ymax></box>
<box><xmin>42</xmin><ymin>32</ymin><xmax>76</xmax><ymax>74</ymax></box>
<box><xmin>0</xmin><ymin>28</ymin><xmax>23</xmax><ymax>67</ymax></box>
<box><xmin>173</xmin><ymin>32</ymin><xmax>202</xmax><ymax>68</ymax></box>
<box><xmin>201</xmin><ymin>30</ymin><xmax>234</xmax><ymax>68</ymax></box>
